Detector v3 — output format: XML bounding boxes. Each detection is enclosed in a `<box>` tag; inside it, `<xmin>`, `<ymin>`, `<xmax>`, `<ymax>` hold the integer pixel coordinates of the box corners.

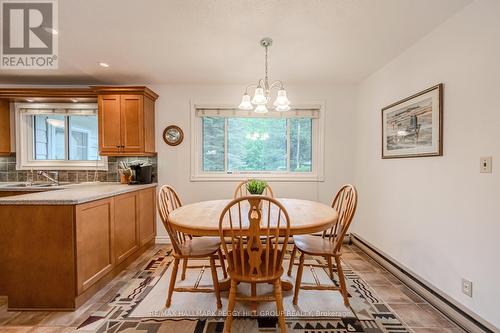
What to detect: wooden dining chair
<box><xmin>219</xmin><ymin>196</ymin><xmax>290</xmax><ymax>333</ymax></box>
<box><xmin>287</xmin><ymin>184</ymin><xmax>357</xmax><ymax>307</ymax></box>
<box><xmin>233</xmin><ymin>180</ymin><xmax>274</xmax><ymax>198</ymax></box>
<box><xmin>158</xmin><ymin>185</ymin><xmax>226</xmax><ymax>308</ymax></box>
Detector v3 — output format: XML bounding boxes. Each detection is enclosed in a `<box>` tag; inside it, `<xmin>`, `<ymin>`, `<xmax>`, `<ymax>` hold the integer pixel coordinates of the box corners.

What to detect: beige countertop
<box><xmin>0</xmin><ymin>182</ymin><xmax>157</xmax><ymax>205</ymax></box>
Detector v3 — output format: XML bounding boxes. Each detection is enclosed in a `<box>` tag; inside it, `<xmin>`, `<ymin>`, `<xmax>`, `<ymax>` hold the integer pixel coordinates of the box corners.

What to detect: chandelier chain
<box><xmin>264</xmin><ymin>44</ymin><xmax>269</xmax><ymax>90</ymax></box>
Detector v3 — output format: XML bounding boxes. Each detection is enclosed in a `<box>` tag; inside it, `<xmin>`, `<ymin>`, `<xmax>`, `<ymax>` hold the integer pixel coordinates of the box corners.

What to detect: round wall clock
<box><xmin>163</xmin><ymin>125</ymin><xmax>184</xmax><ymax>146</ymax></box>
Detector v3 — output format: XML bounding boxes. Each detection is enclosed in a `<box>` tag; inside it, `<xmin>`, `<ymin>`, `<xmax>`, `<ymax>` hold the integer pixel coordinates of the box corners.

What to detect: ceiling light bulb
<box><xmin>273</xmin><ymin>89</ymin><xmax>290</xmax><ymax>107</ymax></box>
<box><xmin>254</xmin><ymin>104</ymin><xmax>269</xmax><ymax>114</ymax></box>
<box><xmin>238</xmin><ymin>94</ymin><xmax>253</xmax><ymax>110</ymax></box>
<box><xmin>99</xmin><ymin>62</ymin><xmax>110</xmax><ymax>68</ymax></box>
<box><xmin>275</xmin><ymin>104</ymin><xmax>291</xmax><ymax>112</ymax></box>
<box><xmin>251</xmin><ymin>87</ymin><xmax>267</xmax><ymax>105</ymax></box>
<box><xmin>26</xmin><ymin>98</ymin><xmax>34</xmax><ymax>102</ymax></box>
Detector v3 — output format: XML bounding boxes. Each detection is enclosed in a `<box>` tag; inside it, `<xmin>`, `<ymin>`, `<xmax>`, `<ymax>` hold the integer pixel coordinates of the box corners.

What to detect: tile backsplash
<box><xmin>0</xmin><ymin>154</ymin><xmax>157</xmax><ymax>183</ymax></box>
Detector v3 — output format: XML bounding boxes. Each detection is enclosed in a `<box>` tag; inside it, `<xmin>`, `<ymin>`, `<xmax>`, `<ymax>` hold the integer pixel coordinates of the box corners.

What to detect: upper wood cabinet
<box><xmin>0</xmin><ymin>99</ymin><xmax>11</xmax><ymax>156</ymax></box>
<box><xmin>94</xmin><ymin>86</ymin><xmax>158</xmax><ymax>156</ymax></box>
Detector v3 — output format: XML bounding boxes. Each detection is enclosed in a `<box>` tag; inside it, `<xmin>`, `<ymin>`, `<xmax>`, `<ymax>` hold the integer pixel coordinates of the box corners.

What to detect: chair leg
<box><xmin>224</xmin><ymin>279</ymin><xmax>237</xmax><ymax>333</ymax></box>
<box><xmin>292</xmin><ymin>252</ymin><xmax>305</xmax><ymax>305</ymax></box>
<box><xmin>209</xmin><ymin>255</ymin><xmax>222</xmax><ymax>309</ymax></box>
<box><xmin>166</xmin><ymin>258</ymin><xmax>179</xmax><ymax>307</ymax></box>
<box><xmin>274</xmin><ymin>279</ymin><xmax>287</xmax><ymax>332</ymax></box>
<box><xmin>218</xmin><ymin>248</ymin><xmax>227</xmax><ymax>278</ymax></box>
<box><xmin>287</xmin><ymin>245</ymin><xmax>297</xmax><ymax>277</ymax></box>
<box><xmin>334</xmin><ymin>255</ymin><xmax>350</xmax><ymax>307</ymax></box>
<box><xmin>181</xmin><ymin>258</ymin><xmax>188</xmax><ymax>280</ymax></box>
<box><xmin>251</xmin><ymin>282</ymin><xmax>257</xmax><ymax>316</ymax></box>
<box><xmin>326</xmin><ymin>256</ymin><xmax>334</xmax><ymax>280</ymax></box>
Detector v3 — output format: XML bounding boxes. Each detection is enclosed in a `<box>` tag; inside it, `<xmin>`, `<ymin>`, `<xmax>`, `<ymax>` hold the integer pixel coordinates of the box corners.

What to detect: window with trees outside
<box><xmin>192</xmin><ymin>105</ymin><xmax>324</xmax><ymax>181</ymax></box>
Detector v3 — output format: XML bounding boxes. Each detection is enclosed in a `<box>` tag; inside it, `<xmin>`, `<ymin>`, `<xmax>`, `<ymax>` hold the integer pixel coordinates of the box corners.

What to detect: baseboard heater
<box><xmin>350</xmin><ymin>233</ymin><xmax>498</xmax><ymax>333</ymax></box>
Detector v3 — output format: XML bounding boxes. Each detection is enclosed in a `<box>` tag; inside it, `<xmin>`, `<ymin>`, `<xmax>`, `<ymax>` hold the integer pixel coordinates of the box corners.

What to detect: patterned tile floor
<box><xmin>0</xmin><ymin>244</ymin><xmax>466</xmax><ymax>333</ymax></box>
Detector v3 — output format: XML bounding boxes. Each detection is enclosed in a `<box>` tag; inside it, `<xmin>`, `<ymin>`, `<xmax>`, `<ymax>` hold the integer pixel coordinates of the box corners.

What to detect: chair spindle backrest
<box><xmin>219</xmin><ymin>196</ymin><xmax>290</xmax><ymax>279</ymax></box>
<box><xmin>323</xmin><ymin>184</ymin><xmax>358</xmax><ymax>254</ymax></box>
<box><xmin>233</xmin><ymin>180</ymin><xmax>274</xmax><ymax>199</ymax></box>
<box><xmin>157</xmin><ymin>185</ymin><xmax>189</xmax><ymax>254</ymax></box>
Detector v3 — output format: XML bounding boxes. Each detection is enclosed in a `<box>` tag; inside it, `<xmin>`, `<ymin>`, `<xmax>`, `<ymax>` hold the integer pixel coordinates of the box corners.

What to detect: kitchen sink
<box><xmin>34</xmin><ymin>183</ymin><xmax>70</xmax><ymax>187</ymax></box>
<box><xmin>3</xmin><ymin>182</ymin><xmax>70</xmax><ymax>188</ymax></box>
<box><xmin>4</xmin><ymin>183</ymin><xmax>32</xmax><ymax>187</ymax></box>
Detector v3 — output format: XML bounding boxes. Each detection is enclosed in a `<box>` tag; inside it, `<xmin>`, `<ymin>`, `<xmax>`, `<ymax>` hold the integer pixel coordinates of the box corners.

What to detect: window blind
<box><xmin>19</xmin><ymin>108</ymin><xmax>97</xmax><ymax>116</ymax></box>
<box><xmin>195</xmin><ymin>106</ymin><xmax>320</xmax><ymax>119</ymax></box>
<box><xmin>18</xmin><ymin>103</ymin><xmax>98</xmax><ymax>116</ymax></box>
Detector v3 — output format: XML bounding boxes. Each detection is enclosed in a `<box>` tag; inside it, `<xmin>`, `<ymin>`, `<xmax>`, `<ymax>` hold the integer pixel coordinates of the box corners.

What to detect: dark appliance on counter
<box><xmin>129</xmin><ymin>162</ymin><xmax>153</xmax><ymax>184</ymax></box>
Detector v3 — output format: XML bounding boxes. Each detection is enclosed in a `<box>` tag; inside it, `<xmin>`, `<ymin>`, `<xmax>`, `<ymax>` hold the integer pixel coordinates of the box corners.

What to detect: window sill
<box><xmin>190</xmin><ymin>173</ymin><xmax>324</xmax><ymax>182</ymax></box>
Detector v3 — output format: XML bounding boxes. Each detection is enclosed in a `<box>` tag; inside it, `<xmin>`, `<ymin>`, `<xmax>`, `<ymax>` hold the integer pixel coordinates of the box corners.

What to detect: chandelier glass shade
<box><xmin>238</xmin><ymin>38</ymin><xmax>291</xmax><ymax>113</ymax></box>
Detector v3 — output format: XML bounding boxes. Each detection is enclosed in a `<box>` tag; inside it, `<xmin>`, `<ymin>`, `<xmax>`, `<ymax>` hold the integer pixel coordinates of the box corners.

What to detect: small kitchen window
<box><xmin>15</xmin><ymin>103</ymin><xmax>108</xmax><ymax>170</ymax></box>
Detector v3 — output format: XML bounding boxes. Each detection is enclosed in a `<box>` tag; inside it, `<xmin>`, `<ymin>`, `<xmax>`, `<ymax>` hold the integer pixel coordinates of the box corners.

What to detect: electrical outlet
<box><xmin>480</xmin><ymin>157</ymin><xmax>492</xmax><ymax>173</ymax></box>
<box><xmin>462</xmin><ymin>279</ymin><xmax>473</xmax><ymax>297</ymax></box>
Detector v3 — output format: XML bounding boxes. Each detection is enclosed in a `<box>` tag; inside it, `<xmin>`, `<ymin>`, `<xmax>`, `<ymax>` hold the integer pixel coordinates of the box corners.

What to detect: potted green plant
<box><xmin>246</xmin><ymin>179</ymin><xmax>268</xmax><ymax>195</ymax></box>
<box><xmin>245</xmin><ymin>179</ymin><xmax>267</xmax><ymax>213</ymax></box>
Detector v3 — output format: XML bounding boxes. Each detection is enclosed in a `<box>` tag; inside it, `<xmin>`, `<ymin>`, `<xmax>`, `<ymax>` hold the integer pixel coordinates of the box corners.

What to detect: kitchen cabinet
<box><xmin>76</xmin><ymin>198</ymin><xmax>115</xmax><ymax>294</ymax></box>
<box><xmin>114</xmin><ymin>191</ymin><xmax>140</xmax><ymax>263</ymax></box>
<box><xmin>0</xmin><ymin>99</ymin><xmax>11</xmax><ymax>155</ymax></box>
<box><xmin>0</xmin><ymin>186</ymin><xmax>156</xmax><ymax>310</ymax></box>
<box><xmin>95</xmin><ymin>86</ymin><xmax>158</xmax><ymax>156</ymax></box>
<box><xmin>138</xmin><ymin>187</ymin><xmax>156</xmax><ymax>245</ymax></box>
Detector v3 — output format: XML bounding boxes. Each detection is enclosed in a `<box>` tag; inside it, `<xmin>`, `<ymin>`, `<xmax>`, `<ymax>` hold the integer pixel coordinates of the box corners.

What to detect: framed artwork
<box><xmin>382</xmin><ymin>84</ymin><xmax>443</xmax><ymax>159</ymax></box>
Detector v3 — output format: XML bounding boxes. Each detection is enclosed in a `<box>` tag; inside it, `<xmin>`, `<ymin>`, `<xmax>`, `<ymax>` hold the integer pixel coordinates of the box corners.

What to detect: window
<box><xmin>192</xmin><ymin>104</ymin><xmax>324</xmax><ymax>181</ymax></box>
<box><xmin>15</xmin><ymin>103</ymin><xmax>107</xmax><ymax>170</ymax></box>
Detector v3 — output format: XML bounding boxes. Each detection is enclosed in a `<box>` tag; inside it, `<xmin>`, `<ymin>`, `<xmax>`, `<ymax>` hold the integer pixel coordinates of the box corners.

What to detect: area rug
<box><xmin>77</xmin><ymin>248</ymin><xmax>411</xmax><ymax>332</ymax></box>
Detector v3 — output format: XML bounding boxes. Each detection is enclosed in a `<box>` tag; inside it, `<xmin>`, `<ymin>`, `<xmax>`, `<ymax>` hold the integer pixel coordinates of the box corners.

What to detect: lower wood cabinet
<box><xmin>139</xmin><ymin>187</ymin><xmax>156</xmax><ymax>245</ymax></box>
<box><xmin>0</xmin><ymin>186</ymin><xmax>156</xmax><ymax>310</ymax></box>
<box><xmin>114</xmin><ymin>192</ymin><xmax>140</xmax><ymax>263</ymax></box>
<box><xmin>76</xmin><ymin>198</ymin><xmax>115</xmax><ymax>294</ymax></box>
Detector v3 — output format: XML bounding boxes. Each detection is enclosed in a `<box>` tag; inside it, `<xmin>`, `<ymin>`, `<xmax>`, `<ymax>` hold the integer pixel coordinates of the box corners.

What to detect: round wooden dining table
<box><xmin>168</xmin><ymin>198</ymin><xmax>338</xmax><ymax>236</ymax></box>
<box><xmin>168</xmin><ymin>198</ymin><xmax>338</xmax><ymax>291</ymax></box>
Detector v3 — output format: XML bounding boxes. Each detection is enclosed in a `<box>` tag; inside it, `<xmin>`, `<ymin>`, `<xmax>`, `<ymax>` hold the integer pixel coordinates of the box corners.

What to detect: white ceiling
<box><xmin>0</xmin><ymin>0</ymin><xmax>471</xmax><ymax>85</ymax></box>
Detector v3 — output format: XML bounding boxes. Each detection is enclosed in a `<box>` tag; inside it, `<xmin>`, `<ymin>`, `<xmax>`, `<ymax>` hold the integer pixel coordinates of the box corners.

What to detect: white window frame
<box><xmin>190</xmin><ymin>101</ymin><xmax>325</xmax><ymax>182</ymax></box>
<box><xmin>15</xmin><ymin>103</ymin><xmax>108</xmax><ymax>171</ymax></box>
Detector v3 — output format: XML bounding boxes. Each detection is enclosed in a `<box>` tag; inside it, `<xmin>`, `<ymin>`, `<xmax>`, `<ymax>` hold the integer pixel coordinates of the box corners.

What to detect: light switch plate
<box><xmin>480</xmin><ymin>157</ymin><xmax>492</xmax><ymax>173</ymax></box>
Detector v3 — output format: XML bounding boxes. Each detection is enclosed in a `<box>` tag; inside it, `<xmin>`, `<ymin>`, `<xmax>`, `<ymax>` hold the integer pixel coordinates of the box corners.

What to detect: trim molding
<box><xmin>155</xmin><ymin>235</ymin><xmax>171</xmax><ymax>244</ymax></box>
<box><xmin>351</xmin><ymin>233</ymin><xmax>498</xmax><ymax>333</ymax></box>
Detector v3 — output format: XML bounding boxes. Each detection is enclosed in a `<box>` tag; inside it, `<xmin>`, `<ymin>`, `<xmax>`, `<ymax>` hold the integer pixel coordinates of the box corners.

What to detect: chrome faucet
<box><xmin>37</xmin><ymin>171</ymin><xmax>59</xmax><ymax>186</ymax></box>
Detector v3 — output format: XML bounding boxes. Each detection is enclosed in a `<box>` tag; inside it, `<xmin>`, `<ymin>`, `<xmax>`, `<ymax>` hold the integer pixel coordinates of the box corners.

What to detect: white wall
<box><xmin>352</xmin><ymin>0</ymin><xmax>500</xmax><ymax>328</ymax></box>
<box><xmin>152</xmin><ymin>83</ymin><xmax>357</xmax><ymax>238</ymax></box>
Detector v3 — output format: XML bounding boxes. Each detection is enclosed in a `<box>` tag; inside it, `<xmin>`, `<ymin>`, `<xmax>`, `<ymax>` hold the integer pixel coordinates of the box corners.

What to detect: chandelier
<box><xmin>238</xmin><ymin>37</ymin><xmax>291</xmax><ymax>113</ymax></box>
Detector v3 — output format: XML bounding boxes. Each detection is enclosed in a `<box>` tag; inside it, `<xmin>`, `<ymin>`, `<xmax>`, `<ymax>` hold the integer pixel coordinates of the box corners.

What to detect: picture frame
<box><xmin>381</xmin><ymin>84</ymin><xmax>443</xmax><ymax>159</ymax></box>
